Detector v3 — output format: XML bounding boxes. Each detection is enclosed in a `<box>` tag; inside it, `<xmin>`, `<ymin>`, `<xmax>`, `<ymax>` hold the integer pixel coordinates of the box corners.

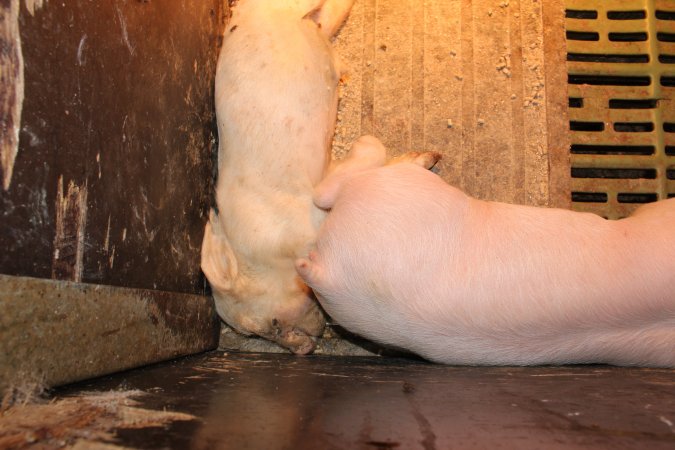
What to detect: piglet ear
<box><xmin>304</xmin><ymin>0</ymin><xmax>355</xmax><ymax>38</ymax></box>
<box><xmin>201</xmin><ymin>210</ymin><xmax>238</xmax><ymax>293</ymax></box>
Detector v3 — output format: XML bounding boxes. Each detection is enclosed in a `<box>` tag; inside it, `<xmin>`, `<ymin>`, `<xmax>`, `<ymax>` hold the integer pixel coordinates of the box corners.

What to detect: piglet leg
<box><xmin>306</xmin><ymin>0</ymin><xmax>356</xmax><ymax>37</ymax></box>
<box><xmin>316</xmin><ymin>135</ymin><xmax>442</xmax><ymax>210</ymax></box>
<box><xmin>388</xmin><ymin>151</ymin><xmax>442</xmax><ymax>170</ymax></box>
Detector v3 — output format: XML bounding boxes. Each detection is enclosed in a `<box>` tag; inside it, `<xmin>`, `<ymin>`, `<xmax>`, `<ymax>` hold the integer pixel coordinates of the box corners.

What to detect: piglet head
<box><xmin>202</xmin><ymin>211</ymin><xmax>325</xmax><ymax>354</ymax></box>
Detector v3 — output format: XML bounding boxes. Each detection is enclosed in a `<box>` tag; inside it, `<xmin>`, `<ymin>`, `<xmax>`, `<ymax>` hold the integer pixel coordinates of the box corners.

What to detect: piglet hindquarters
<box><xmin>297</xmin><ymin>163</ymin><xmax>675</xmax><ymax>366</ymax></box>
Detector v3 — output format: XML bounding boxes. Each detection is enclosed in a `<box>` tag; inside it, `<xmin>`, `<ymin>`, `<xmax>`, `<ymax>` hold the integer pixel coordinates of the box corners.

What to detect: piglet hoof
<box><xmin>388</xmin><ymin>151</ymin><xmax>442</xmax><ymax>170</ymax></box>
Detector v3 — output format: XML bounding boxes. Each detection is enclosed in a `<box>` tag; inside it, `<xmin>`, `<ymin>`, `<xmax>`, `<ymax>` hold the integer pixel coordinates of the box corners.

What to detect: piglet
<box><xmin>201</xmin><ymin>0</ymin><xmax>356</xmax><ymax>354</ymax></box>
<box><xmin>297</xmin><ymin>149</ymin><xmax>675</xmax><ymax>366</ymax></box>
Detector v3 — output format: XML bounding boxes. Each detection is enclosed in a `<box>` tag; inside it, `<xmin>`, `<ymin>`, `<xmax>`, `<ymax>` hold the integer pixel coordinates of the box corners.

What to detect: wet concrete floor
<box><xmin>23</xmin><ymin>352</ymin><xmax>675</xmax><ymax>448</ymax></box>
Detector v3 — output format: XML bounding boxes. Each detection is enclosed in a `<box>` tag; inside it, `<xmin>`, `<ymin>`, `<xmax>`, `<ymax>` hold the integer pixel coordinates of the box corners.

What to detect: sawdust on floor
<box><xmin>0</xmin><ymin>389</ymin><xmax>195</xmax><ymax>449</ymax></box>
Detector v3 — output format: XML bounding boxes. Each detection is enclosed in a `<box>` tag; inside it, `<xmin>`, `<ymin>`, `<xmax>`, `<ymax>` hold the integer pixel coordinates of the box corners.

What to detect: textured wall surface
<box><xmin>332</xmin><ymin>0</ymin><xmax>570</xmax><ymax>208</ymax></box>
<box><xmin>0</xmin><ymin>0</ymin><xmax>227</xmax><ymax>294</ymax></box>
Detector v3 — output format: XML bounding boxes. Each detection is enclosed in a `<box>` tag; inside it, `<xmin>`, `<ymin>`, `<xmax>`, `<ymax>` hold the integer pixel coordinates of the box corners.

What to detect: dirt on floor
<box><xmin>0</xmin><ymin>386</ymin><xmax>194</xmax><ymax>449</ymax></box>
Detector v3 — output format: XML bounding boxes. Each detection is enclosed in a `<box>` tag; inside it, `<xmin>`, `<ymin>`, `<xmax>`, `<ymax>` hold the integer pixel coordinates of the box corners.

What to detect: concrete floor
<box><xmin>3</xmin><ymin>352</ymin><xmax>674</xmax><ymax>449</ymax></box>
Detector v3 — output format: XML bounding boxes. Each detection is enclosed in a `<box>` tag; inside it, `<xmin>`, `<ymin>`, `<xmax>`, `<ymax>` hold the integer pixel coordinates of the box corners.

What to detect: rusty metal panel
<box><xmin>566</xmin><ymin>0</ymin><xmax>675</xmax><ymax>219</ymax></box>
<box><xmin>0</xmin><ymin>274</ymin><xmax>220</xmax><ymax>395</ymax></box>
<box><xmin>0</xmin><ymin>0</ymin><xmax>227</xmax><ymax>293</ymax></box>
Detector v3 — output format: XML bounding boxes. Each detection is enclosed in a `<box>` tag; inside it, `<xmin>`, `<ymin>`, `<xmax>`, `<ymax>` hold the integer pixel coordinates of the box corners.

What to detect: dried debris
<box><xmin>0</xmin><ymin>390</ymin><xmax>195</xmax><ymax>449</ymax></box>
<box><xmin>1</xmin><ymin>381</ymin><xmax>47</xmax><ymax>414</ymax></box>
<box><xmin>496</xmin><ymin>55</ymin><xmax>511</xmax><ymax>78</ymax></box>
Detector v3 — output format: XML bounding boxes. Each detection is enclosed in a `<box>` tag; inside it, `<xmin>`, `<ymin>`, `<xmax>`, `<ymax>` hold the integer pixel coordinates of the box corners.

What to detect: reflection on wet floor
<box><xmin>4</xmin><ymin>352</ymin><xmax>675</xmax><ymax>449</ymax></box>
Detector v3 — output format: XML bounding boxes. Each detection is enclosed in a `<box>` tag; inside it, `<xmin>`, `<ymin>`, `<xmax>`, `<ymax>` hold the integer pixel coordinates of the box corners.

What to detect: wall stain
<box><xmin>0</xmin><ymin>0</ymin><xmax>24</xmax><ymax>191</ymax></box>
<box><xmin>115</xmin><ymin>4</ymin><xmax>135</xmax><ymax>56</ymax></box>
<box><xmin>52</xmin><ymin>176</ymin><xmax>88</xmax><ymax>282</ymax></box>
<box><xmin>24</xmin><ymin>0</ymin><xmax>48</xmax><ymax>16</ymax></box>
